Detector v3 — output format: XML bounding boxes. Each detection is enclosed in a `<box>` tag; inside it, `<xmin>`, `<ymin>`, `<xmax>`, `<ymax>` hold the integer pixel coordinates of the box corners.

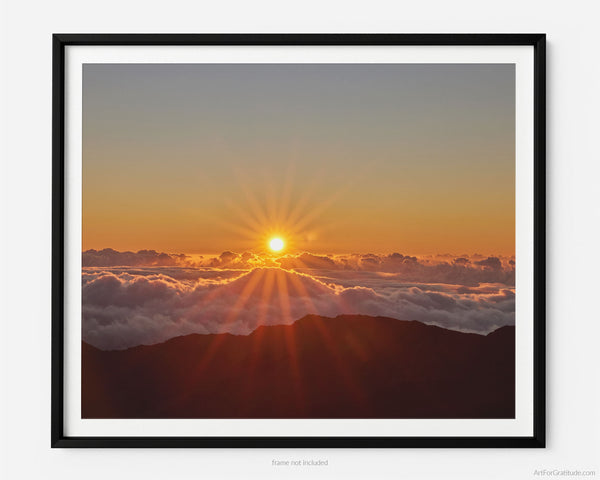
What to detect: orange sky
<box><xmin>82</xmin><ymin>64</ymin><xmax>515</xmax><ymax>256</ymax></box>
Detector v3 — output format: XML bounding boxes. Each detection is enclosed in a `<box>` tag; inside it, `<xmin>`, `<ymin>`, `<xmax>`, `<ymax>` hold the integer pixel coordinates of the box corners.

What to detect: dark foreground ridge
<box><xmin>82</xmin><ymin>315</ymin><xmax>515</xmax><ymax>419</ymax></box>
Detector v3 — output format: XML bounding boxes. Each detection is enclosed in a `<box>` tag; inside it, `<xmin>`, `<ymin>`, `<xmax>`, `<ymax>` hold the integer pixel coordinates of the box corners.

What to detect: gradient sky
<box><xmin>82</xmin><ymin>63</ymin><xmax>515</xmax><ymax>255</ymax></box>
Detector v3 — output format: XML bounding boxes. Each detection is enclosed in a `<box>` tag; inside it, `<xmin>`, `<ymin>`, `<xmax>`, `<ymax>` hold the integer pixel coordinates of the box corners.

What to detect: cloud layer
<box><xmin>83</xmin><ymin>259</ymin><xmax>515</xmax><ymax>350</ymax></box>
<box><xmin>83</xmin><ymin>249</ymin><xmax>515</xmax><ymax>286</ymax></box>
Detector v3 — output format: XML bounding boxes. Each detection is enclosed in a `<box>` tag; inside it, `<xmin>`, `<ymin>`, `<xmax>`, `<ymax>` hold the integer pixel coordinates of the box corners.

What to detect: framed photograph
<box><xmin>52</xmin><ymin>33</ymin><xmax>545</xmax><ymax>448</ymax></box>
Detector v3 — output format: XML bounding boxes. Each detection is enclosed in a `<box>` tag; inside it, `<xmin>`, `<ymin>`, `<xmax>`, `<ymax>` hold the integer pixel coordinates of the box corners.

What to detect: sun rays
<box><xmin>216</xmin><ymin>161</ymin><xmax>361</xmax><ymax>256</ymax></box>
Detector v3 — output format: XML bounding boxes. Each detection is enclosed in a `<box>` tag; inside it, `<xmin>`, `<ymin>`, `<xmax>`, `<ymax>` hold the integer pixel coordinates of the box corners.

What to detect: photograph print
<box><xmin>80</xmin><ymin>62</ymin><xmax>517</xmax><ymax>420</ymax></box>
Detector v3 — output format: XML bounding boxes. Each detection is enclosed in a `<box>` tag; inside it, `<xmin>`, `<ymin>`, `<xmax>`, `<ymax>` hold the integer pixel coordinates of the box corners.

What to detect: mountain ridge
<box><xmin>82</xmin><ymin>314</ymin><xmax>514</xmax><ymax>419</ymax></box>
<box><xmin>85</xmin><ymin>313</ymin><xmax>512</xmax><ymax>352</ymax></box>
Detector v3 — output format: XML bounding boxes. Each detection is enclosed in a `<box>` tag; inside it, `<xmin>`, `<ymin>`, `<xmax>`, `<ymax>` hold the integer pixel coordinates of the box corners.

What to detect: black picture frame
<box><xmin>52</xmin><ymin>33</ymin><xmax>546</xmax><ymax>448</ymax></box>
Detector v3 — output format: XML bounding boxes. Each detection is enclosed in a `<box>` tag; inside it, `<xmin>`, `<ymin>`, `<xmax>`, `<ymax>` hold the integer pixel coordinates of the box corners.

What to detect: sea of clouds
<box><xmin>82</xmin><ymin>249</ymin><xmax>515</xmax><ymax>350</ymax></box>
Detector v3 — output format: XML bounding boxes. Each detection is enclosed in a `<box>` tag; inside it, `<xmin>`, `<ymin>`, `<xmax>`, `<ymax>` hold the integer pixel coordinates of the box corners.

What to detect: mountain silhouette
<box><xmin>82</xmin><ymin>314</ymin><xmax>514</xmax><ymax>418</ymax></box>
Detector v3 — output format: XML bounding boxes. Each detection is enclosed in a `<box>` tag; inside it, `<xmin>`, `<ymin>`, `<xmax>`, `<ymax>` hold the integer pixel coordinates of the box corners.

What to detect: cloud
<box><xmin>83</xmin><ymin>248</ymin><xmax>191</xmax><ymax>267</ymax></box>
<box><xmin>82</xmin><ymin>266</ymin><xmax>244</xmax><ymax>285</ymax></box>
<box><xmin>453</xmin><ymin>257</ymin><xmax>470</xmax><ymax>265</ymax></box>
<box><xmin>82</xmin><ymin>249</ymin><xmax>515</xmax><ymax>286</ymax></box>
<box><xmin>282</xmin><ymin>252</ymin><xmax>514</xmax><ymax>287</ymax></box>
<box><xmin>83</xmin><ymin>249</ymin><xmax>268</xmax><ymax>270</ymax></box>
<box><xmin>278</xmin><ymin>252</ymin><xmax>338</xmax><ymax>270</ymax></box>
<box><xmin>474</xmin><ymin>256</ymin><xmax>503</xmax><ymax>270</ymax></box>
<box><xmin>83</xmin><ymin>266</ymin><xmax>515</xmax><ymax>350</ymax></box>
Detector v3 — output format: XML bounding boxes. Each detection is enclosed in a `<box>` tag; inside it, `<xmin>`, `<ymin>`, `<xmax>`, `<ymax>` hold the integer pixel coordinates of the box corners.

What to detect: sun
<box><xmin>269</xmin><ymin>237</ymin><xmax>285</xmax><ymax>252</ymax></box>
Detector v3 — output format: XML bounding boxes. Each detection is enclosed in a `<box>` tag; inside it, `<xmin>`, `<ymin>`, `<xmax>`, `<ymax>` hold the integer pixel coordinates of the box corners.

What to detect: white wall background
<box><xmin>0</xmin><ymin>0</ymin><xmax>598</xmax><ymax>479</ymax></box>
